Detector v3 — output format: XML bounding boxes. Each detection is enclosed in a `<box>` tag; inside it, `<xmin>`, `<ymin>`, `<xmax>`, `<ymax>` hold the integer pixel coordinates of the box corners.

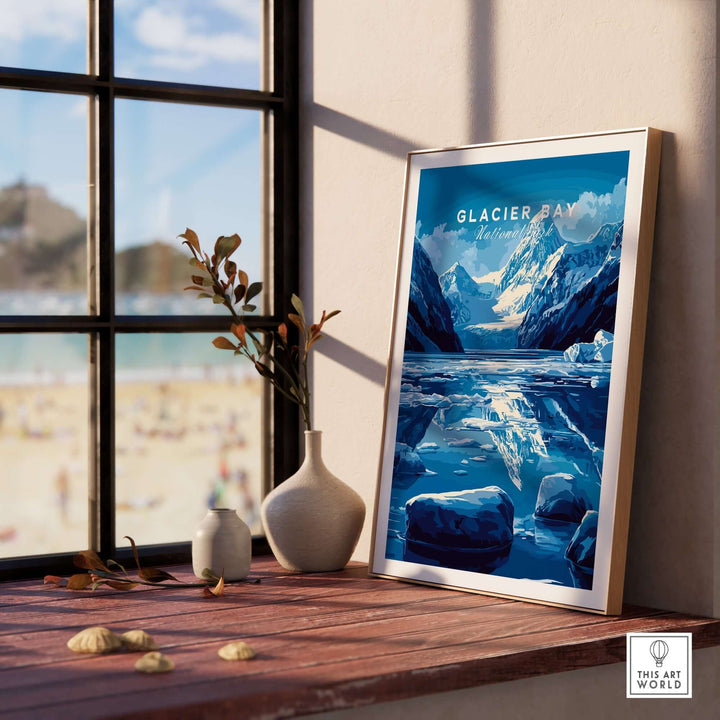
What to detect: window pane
<box><xmin>115</xmin><ymin>333</ymin><xmax>263</xmax><ymax>547</ymax></box>
<box><xmin>114</xmin><ymin>0</ymin><xmax>263</xmax><ymax>90</ymax></box>
<box><xmin>0</xmin><ymin>1</ymin><xmax>87</xmax><ymax>74</ymax></box>
<box><xmin>114</xmin><ymin>100</ymin><xmax>263</xmax><ymax>316</ymax></box>
<box><xmin>0</xmin><ymin>334</ymin><xmax>89</xmax><ymax>559</ymax></box>
<box><xmin>0</xmin><ymin>90</ymin><xmax>89</xmax><ymax>315</ymax></box>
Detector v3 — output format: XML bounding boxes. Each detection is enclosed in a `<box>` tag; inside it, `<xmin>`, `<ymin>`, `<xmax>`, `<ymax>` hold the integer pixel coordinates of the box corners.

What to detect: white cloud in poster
<box><xmin>418</xmin><ymin>223</ymin><xmax>478</xmax><ymax>276</ymax></box>
<box><xmin>554</xmin><ymin>178</ymin><xmax>627</xmax><ymax>242</ymax></box>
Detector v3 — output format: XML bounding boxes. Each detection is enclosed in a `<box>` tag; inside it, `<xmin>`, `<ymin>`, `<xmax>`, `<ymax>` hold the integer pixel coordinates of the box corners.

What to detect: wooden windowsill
<box><xmin>2</xmin><ymin>556</ymin><xmax>719</xmax><ymax>719</ymax></box>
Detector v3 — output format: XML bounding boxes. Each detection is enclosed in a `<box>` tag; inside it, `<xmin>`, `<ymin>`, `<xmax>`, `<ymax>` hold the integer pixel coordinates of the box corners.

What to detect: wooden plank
<box><xmin>0</xmin><ymin>586</ymin><xmax>507</xmax><ymax>672</ymax></box>
<box><xmin>0</xmin><ymin>561</ymin><xmax>718</xmax><ymax>720</ymax></box>
<box><xmin>0</xmin><ymin>602</ymin><xmax>663</xmax><ymax>708</ymax></box>
<box><xmin>2</xmin><ymin>612</ymin><xmax>716</xmax><ymax>720</ymax></box>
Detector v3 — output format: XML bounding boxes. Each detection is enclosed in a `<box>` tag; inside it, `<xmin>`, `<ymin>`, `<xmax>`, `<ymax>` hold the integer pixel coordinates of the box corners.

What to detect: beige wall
<box><xmin>300</xmin><ymin>0</ymin><xmax>717</xmax><ymax>621</ymax></box>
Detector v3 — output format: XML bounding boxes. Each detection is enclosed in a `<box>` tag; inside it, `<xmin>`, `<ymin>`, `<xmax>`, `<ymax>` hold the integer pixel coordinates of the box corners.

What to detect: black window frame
<box><xmin>0</xmin><ymin>0</ymin><xmax>299</xmax><ymax>580</ymax></box>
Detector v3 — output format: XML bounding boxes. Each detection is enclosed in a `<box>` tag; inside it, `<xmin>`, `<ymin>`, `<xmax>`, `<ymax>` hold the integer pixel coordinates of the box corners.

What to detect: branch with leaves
<box><xmin>43</xmin><ymin>537</ymin><xmax>259</xmax><ymax>597</ymax></box>
<box><xmin>179</xmin><ymin>228</ymin><xmax>340</xmax><ymax>431</ymax></box>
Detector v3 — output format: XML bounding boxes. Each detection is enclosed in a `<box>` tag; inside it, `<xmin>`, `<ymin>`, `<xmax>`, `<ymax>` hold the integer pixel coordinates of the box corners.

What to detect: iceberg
<box><xmin>403</xmin><ymin>486</ymin><xmax>514</xmax><ymax>572</ymax></box>
<box><xmin>565</xmin><ymin>510</ymin><xmax>598</xmax><ymax>589</ymax></box>
<box><xmin>563</xmin><ymin>330</ymin><xmax>614</xmax><ymax>363</ymax></box>
<box><xmin>534</xmin><ymin>472</ymin><xmax>594</xmax><ymax>524</ymax></box>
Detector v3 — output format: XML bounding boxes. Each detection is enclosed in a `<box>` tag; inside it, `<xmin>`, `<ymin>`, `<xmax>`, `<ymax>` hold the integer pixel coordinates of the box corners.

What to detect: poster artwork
<box><xmin>386</xmin><ymin>151</ymin><xmax>630</xmax><ymax>590</ymax></box>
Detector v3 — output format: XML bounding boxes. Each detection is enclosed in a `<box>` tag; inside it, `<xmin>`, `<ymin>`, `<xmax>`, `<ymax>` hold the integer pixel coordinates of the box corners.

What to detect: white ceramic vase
<box><xmin>192</xmin><ymin>508</ymin><xmax>251</xmax><ymax>580</ymax></box>
<box><xmin>261</xmin><ymin>430</ymin><xmax>365</xmax><ymax>572</ymax></box>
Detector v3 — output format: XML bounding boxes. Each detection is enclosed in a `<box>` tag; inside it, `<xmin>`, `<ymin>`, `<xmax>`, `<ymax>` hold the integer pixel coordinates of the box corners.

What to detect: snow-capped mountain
<box><xmin>491</xmin><ymin>216</ymin><xmax>565</xmax><ymax>317</ymax></box>
<box><xmin>439</xmin><ymin>261</ymin><xmax>497</xmax><ymax>325</ymax></box>
<box><xmin>405</xmin><ymin>239</ymin><xmax>464</xmax><ymax>353</ymax></box>
<box><xmin>524</xmin><ymin>222</ymin><xmax>621</xmax><ymax>315</ymax></box>
<box><xmin>517</xmin><ymin>223</ymin><xmax>623</xmax><ymax>349</ymax></box>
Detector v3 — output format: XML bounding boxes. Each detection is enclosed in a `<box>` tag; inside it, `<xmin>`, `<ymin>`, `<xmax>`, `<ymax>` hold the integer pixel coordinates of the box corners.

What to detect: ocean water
<box><xmin>0</xmin><ymin>292</ymin><xmax>255</xmax><ymax>384</ymax></box>
<box><xmin>386</xmin><ymin>350</ymin><xmax>611</xmax><ymax>587</ymax></box>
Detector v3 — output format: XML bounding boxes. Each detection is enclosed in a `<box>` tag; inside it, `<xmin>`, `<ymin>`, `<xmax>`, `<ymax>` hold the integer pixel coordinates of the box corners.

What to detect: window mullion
<box><xmin>93</xmin><ymin>0</ymin><xmax>115</xmax><ymax>556</ymax></box>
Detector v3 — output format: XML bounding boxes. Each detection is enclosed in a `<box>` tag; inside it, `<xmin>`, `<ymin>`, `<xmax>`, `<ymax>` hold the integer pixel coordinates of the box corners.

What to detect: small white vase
<box><xmin>261</xmin><ymin>430</ymin><xmax>365</xmax><ymax>572</ymax></box>
<box><xmin>192</xmin><ymin>508</ymin><xmax>251</xmax><ymax>580</ymax></box>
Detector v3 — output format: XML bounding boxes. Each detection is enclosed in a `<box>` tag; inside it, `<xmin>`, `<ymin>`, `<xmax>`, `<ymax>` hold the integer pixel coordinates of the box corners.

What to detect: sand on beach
<box><xmin>0</xmin><ymin>371</ymin><xmax>264</xmax><ymax>561</ymax></box>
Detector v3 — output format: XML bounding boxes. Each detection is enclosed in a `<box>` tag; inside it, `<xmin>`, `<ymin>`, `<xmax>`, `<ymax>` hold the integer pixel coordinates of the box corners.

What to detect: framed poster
<box><xmin>370</xmin><ymin>129</ymin><xmax>661</xmax><ymax>614</ymax></box>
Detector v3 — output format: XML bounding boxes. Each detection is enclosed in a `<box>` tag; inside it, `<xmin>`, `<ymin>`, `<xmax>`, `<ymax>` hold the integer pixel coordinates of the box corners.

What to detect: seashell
<box><xmin>134</xmin><ymin>651</ymin><xmax>174</xmax><ymax>673</ymax></box>
<box><xmin>120</xmin><ymin>630</ymin><xmax>158</xmax><ymax>652</ymax></box>
<box><xmin>218</xmin><ymin>641</ymin><xmax>256</xmax><ymax>661</ymax></box>
<box><xmin>67</xmin><ymin>626</ymin><xmax>122</xmax><ymax>654</ymax></box>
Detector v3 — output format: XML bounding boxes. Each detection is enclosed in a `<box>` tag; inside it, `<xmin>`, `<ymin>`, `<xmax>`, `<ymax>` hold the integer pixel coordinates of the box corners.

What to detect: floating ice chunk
<box><xmin>453</xmin><ymin>469</ymin><xmax>468</xmax><ymax>476</ymax></box>
<box><xmin>565</xmin><ymin>510</ymin><xmax>598</xmax><ymax>570</ymax></box>
<box><xmin>447</xmin><ymin>438</ymin><xmax>483</xmax><ymax>448</ymax></box>
<box><xmin>469</xmin><ymin>456</ymin><xmax>487</xmax><ymax>462</ymax></box>
<box><xmin>461</xmin><ymin>459</ymin><xmax>469</xmax><ymax>465</ymax></box>
<box><xmin>417</xmin><ymin>442</ymin><xmax>439</xmax><ymax>453</ymax></box>
<box><xmin>405</xmin><ymin>486</ymin><xmax>514</xmax><ymax>550</ymax></box>
<box><xmin>534</xmin><ymin>473</ymin><xmax>593</xmax><ymax>524</ymax></box>
<box><xmin>563</xmin><ymin>330</ymin><xmax>614</xmax><ymax>363</ymax></box>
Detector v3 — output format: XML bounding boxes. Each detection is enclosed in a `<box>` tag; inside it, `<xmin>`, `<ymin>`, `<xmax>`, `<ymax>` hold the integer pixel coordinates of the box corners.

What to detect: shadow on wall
<box><xmin>300</xmin><ymin>0</ymin><xmax>494</xmax><ymax>386</ymax></box>
<box><xmin>315</xmin><ymin>334</ymin><xmax>386</xmax><ymax>387</ymax></box>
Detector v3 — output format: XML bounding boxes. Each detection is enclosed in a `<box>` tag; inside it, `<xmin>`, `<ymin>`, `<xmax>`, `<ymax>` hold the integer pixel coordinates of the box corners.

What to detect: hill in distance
<box><xmin>0</xmin><ymin>181</ymin><xmax>190</xmax><ymax>293</ymax></box>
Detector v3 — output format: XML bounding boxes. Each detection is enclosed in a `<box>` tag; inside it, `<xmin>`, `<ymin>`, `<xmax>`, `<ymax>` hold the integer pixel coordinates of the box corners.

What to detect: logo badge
<box><xmin>627</xmin><ymin>633</ymin><xmax>692</xmax><ymax>698</ymax></box>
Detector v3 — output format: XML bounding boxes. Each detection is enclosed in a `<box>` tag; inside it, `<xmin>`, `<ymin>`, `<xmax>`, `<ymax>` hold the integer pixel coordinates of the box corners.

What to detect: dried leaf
<box><xmin>73</xmin><ymin>550</ymin><xmax>110</xmax><ymax>572</ymax></box>
<box><xmin>212</xmin><ymin>294</ymin><xmax>226</xmax><ymax>304</ymax></box>
<box><xmin>188</xmin><ymin>257</ymin><xmax>205</xmax><ymax>269</ymax></box>
<box><xmin>139</xmin><ymin>567</ymin><xmax>178</xmax><ymax>584</ymax></box>
<box><xmin>124</xmin><ymin>535</ymin><xmax>142</xmax><ymax>573</ymax></box>
<box><xmin>230</xmin><ymin>324</ymin><xmax>246</xmax><ymax>346</ymax></box>
<box><xmin>277</xmin><ymin>323</ymin><xmax>287</xmax><ymax>343</ymax></box>
<box><xmin>196</xmin><ymin>292</ymin><xmax>213</xmax><ymax>299</ymax></box>
<box><xmin>183</xmin><ymin>285</ymin><xmax>207</xmax><ymax>293</ymax></box>
<box><xmin>179</xmin><ymin>228</ymin><xmax>201</xmax><ymax>254</ymax></box>
<box><xmin>201</xmin><ymin>567</ymin><xmax>221</xmax><ymax>582</ymax></box>
<box><xmin>237</xmin><ymin>270</ymin><xmax>249</xmax><ymax>291</ymax></box>
<box><xmin>203</xmin><ymin>576</ymin><xmax>225</xmax><ymax>597</ymax></box>
<box><xmin>245</xmin><ymin>281</ymin><xmax>262</xmax><ymax>304</ymax></box>
<box><xmin>241</xmin><ymin>304</ymin><xmax>256</xmax><ymax>313</ymax></box>
<box><xmin>224</xmin><ymin>259</ymin><xmax>237</xmax><ymax>279</ymax></box>
<box><xmin>67</xmin><ymin>574</ymin><xmax>94</xmax><ymax>591</ymax></box>
<box><xmin>104</xmin><ymin>580</ymin><xmax>139</xmax><ymax>591</ymax></box>
<box><xmin>323</xmin><ymin>309</ymin><xmax>341</xmax><ymax>321</ymax></box>
<box><xmin>213</xmin><ymin>234</ymin><xmax>241</xmax><ymax>263</ymax></box>
<box><xmin>213</xmin><ymin>336</ymin><xmax>237</xmax><ymax>350</ymax></box>
<box><xmin>44</xmin><ymin>575</ymin><xmax>64</xmax><ymax>587</ymax></box>
<box><xmin>253</xmin><ymin>361</ymin><xmax>274</xmax><ymax>380</ymax></box>
<box><xmin>234</xmin><ymin>284</ymin><xmax>246</xmax><ymax>304</ymax></box>
<box><xmin>290</xmin><ymin>294</ymin><xmax>305</xmax><ymax>322</ymax></box>
<box><xmin>106</xmin><ymin>558</ymin><xmax>128</xmax><ymax>574</ymax></box>
<box><xmin>287</xmin><ymin>313</ymin><xmax>304</xmax><ymax>331</ymax></box>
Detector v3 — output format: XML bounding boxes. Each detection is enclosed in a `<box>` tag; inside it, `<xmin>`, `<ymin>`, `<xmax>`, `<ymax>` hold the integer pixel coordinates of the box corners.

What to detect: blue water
<box><xmin>386</xmin><ymin>350</ymin><xmax>611</xmax><ymax>587</ymax></box>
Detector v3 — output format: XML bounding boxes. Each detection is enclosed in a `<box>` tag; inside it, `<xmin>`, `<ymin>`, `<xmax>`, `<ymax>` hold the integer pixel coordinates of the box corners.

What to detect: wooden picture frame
<box><xmin>370</xmin><ymin>129</ymin><xmax>662</xmax><ymax>614</ymax></box>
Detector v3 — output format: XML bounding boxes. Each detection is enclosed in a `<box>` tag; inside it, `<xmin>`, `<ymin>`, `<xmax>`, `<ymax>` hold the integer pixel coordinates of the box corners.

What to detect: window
<box><xmin>0</xmin><ymin>1</ymin><xmax>298</xmax><ymax>578</ymax></box>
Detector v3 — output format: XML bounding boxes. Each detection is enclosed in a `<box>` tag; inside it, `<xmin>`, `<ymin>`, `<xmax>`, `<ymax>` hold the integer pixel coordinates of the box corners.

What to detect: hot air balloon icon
<box><xmin>649</xmin><ymin>639</ymin><xmax>670</xmax><ymax>667</ymax></box>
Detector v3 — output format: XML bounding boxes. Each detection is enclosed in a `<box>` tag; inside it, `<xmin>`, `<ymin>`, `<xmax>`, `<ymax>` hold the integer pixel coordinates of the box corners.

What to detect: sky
<box><xmin>416</xmin><ymin>151</ymin><xmax>630</xmax><ymax>278</ymax></box>
<box><xmin>0</xmin><ymin>0</ymin><xmax>263</xmax><ymax>272</ymax></box>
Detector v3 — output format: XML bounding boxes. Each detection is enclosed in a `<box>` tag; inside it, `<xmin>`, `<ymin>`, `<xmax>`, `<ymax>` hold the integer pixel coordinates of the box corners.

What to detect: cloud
<box><xmin>418</xmin><ymin>223</ymin><xmax>481</xmax><ymax>275</ymax></box>
<box><xmin>554</xmin><ymin>178</ymin><xmax>627</xmax><ymax>242</ymax></box>
<box><xmin>133</xmin><ymin>4</ymin><xmax>259</xmax><ymax>71</ymax></box>
<box><xmin>68</xmin><ymin>97</ymin><xmax>88</xmax><ymax>118</ymax></box>
<box><xmin>0</xmin><ymin>0</ymin><xmax>86</xmax><ymax>43</ymax></box>
<box><xmin>211</xmin><ymin>0</ymin><xmax>261</xmax><ymax>26</ymax></box>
